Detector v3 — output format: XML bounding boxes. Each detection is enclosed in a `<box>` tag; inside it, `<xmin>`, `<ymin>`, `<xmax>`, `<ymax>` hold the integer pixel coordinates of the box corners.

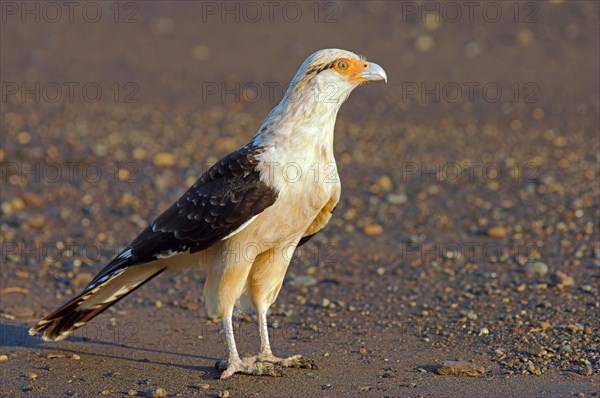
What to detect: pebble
<box><xmin>286</xmin><ymin>275</ymin><xmax>316</xmax><ymax>287</ymax></box>
<box><xmin>147</xmin><ymin>387</ymin><xmax>167</xmax><ymax>398</ymax></box>
<box><xmin>435</xmin><ymin>361</ymin><xmax>486</xmax><ymax>377</ymax></box>
<box><xmin>101</xmin><ymin>390</ymin><xmax>111</xmax><ymax>396</ymax></box>
<box><xmin>516</xmin><ymin>28</ymin><xmax>535</xmax><ymax>47</ymax></box>
<box><xmin>522</xmin><ymin>261</ymin><xmax>549</xmax><ymax>278</ymax></box>
<box><xmin>415</xmin><ymin>34</ymin><xmax>435</xmax><ymax>52</ymax></box>
<box><xmin>560</xmin><ymin>345</ymin><xmax>573</xmax><ymax>353</ymax></box>
<box><xmin>0</xmin><ymin>355</ymin><xmax>8</xmax><ymax>362</ymax></box>
<box><xmin>486</xmin><ymin>226</ymin><xmax>507</xmax><ymax>239</ymax></box>
<box><xmin>363</xmin><ymin>224</ymin><xmax>383</xmax><ymax>236</ymax></box>
<box><xmin>386</xmin><ymin>193</ymin><xmax>408</xmax><ymax>205</ymax></box>
<box><xmin>551</xmin><ymin>271</ymin><xmax>575</xmax><ymax>287</ymax></box>
<box><xmin>27</xmin><ymin>372</ymin><xmax>38</xmax><ymax>380</ymax></box>
<box><xmin>153</xmin><ymin>152</ymin><xmax>177</xmax><ymax>167</ymax></box>
<box><xmin>71</xmin><ymin>354</ymin><xmax>81</xmax><ymax>360</ymax></box>
<box><xmin>26</xmin><ymin>215</ymin><xmax>47</xmax><ymax>229</ymax></box>
<box><xmin>374</xmin><ymin>175</ymin><xmax>393</xmax><ymax>192</ymax></box>
<box><xmin>192</xmin><ymin>44</ymin><xmax>211</xmax><ymax>61</ymax></box>
<box><xmin>132</xmin><ymin>147</ymin><xmax>147</xmax><ymax>160</ymax></box>
<box><xmin>127</xmin><ymin>390</ymin><xmax>137</xmax><ymax>396</ymax></box>
<box><xmin>2</xmin><ymin>198</ymin><xmax>26</xmax><ymax>214</ymax></box>
<box><xmin>218</xmin><ymin>390</ymin><xmax>230</xmax><ymax>398</ymax></box>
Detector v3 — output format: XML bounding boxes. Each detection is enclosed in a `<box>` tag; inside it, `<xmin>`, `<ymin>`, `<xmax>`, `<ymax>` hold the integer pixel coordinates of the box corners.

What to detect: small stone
<box><xmin>522</xmin><ymin>261</ymin><xmax>549</xmax><ymax>278</ymax></box>
<box><xmin>26</xmin><ymin>215</ymin><xmax>46</xmax><ymax>229</ymax></box>
<box><xmin>386</xmin><ymin>193</ymin><xmax>408</xmax><ymax>205</ymax></box>
<box><xmin>286</xmin><ymin>275</ymin><xmax>316</xmax><ymax>287</ymax></box>
<box><xmin>435</xmin><ymin>361</ymin><xmax>486</xmax><ymax>377</ymax></box>
<box><xmin>101</xmin><ymin>389</ymin><xmax>111</xmax><ymax>396</ymax></box>
<box><xmin>359</xmin><ymin>347</ymin><xmax>368</xmax><ymax>355</ymax></box>
<box><xmin>560</xmin><ymin>345</ymin><xmax>573</xmax><ymax>353</ymax></box>
<box><xmin>132</xmin><ymin>147</ymin><xmax>147</xmax><ymax>161</ymax></box>
<box><xmin>0</xmin><ymin>355</ymin><xmax>8</xmax><ymax>362</ymax></box>
<box><xmin>466</xmin><ymin>310</ymin><xmax>478</xmax><ymax>320</ymax></box>
<box><xmin>376</xmin><ymin>267</ymin><xmax>386</xmax><ymax>276</ymax></box>
<box><xmin>27</xmin><ymin>372</ymin><xmax>38</xmax><ymax>380</ymax></box>
<box><xmin>199</xmin><ymin>384</ymin><xmax>210</xmax><ymax>390</ymax></box>
<box><xmin>127</xmin><ymin>390</ymin><xmax>137</xmax><ymax>396</ymax></box>
<box><xmin>218</xmin><ymin>390</ymin><xmax>230</xmax><ymax>398</ymax></box>
<box><xmin>358</xmin><ymin>386</ymin><xmax>371</xmax><ymax>391</ymax></box>
<box><xmin>486</xmin><ymin>226</ymin><xmax>507</xmax><ymax>239</ymax></box>
<box><xmin>4</xmin><ymin>198</ymin><xmax>26</xmax><ymax>214</ymax></box>
<box><xmin>363</xmin><ymin>224</ymin><xmax>383</xmax><ymax>236</ymax></box>
<box><xmin>516</xmin><ymin>28</ymin><xmax>535</xmax><ymax>47</ymax></box>
<box><xmin>374</xmin><ymin>175</ymin><xmax>393</xmax><ymax>192</ymax></box>
<box><xmin>540</xmin><ymin>322</ymin><xmax>552</xmax><ymax>331</ymax></box>
<box><xmin>23</xmin><ymin>193</ymin><xmax>44</xmax><ymax>207</ymax></box>
<box><xmin>192</xmin><ymin>44</ymin><xmax>211</xmax><ymax>61</ymax></box>
<box><xmin>17</xmin><ymin>131</ymin><xmax>32</xmax><ymax>144</ymax></box>
<box><xmin>415</xmin><ymin>34</ymin><xmax>435</xmax><ymax>52</ymax></box>
<box><xmin>153</xmin><ymin>152</ymin><xmax>177</xmax><ymax>167</ymax></box>
<box><xmin>71</xmin><ymin>354</ymin><xmax>80</xmax><ymax>360</ymax></box>
<box><xmin>551</xmin><ymin>271</ymin><xmax>575</xmax><ymax>287</ymax></box>
<box><xmin>147</xmin><ymin>387</ymin><xmax>166</xmax><ymax>398</ymax></box>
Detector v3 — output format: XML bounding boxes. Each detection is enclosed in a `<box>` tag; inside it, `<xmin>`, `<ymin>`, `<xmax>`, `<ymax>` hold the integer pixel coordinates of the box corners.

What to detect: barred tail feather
<box><xmin>29</xmin><ymin>260</ymin><xmax>165</xmax><ymax>341</ymax></box>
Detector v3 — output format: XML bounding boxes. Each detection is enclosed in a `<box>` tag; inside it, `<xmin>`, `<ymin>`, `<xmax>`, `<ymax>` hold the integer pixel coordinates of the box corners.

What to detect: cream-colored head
<box><xmin>259</xmin><ymin>49</ymin><xmax>387</xmax><ymax>129</ymax></box>
<box><xmin>286</xmin><ymin>49</ymin><xmax>386</xmax><ymax>109</ymax></box>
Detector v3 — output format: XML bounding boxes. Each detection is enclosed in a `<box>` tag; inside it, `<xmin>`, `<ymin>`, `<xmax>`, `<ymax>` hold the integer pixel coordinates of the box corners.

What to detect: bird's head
<box><xmin>277</xmin><ymin>49</ymin><xmax>387</xmax><ymax>118</ymax></box>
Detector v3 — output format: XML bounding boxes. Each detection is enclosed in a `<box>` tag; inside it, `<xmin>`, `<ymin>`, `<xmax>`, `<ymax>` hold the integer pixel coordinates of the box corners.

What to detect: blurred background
<box><xmin>1</xmin><ymin>1</ymin><xmax>599</xmax><ymax>395</ymax></box>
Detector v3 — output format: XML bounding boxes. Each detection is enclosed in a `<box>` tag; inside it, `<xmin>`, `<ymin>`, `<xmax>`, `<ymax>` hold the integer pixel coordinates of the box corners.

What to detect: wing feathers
<box><xmin>129</xmin><ymin>144</ymin><xmax>278</xmax><ymax>263</ymax></box>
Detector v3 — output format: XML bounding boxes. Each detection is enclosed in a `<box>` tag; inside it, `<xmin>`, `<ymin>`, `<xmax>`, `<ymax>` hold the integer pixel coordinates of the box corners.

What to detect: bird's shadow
<box><xmin>1</xmin><ymin>322</ymin><xmax>222</xmax><ymax>378</ymax></box>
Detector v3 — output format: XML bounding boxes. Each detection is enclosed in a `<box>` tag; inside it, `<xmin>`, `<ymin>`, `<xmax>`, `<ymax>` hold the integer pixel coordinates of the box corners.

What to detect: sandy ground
<box><xmin>1</xmin><ymin>1</ymin><xmax>599</xmax><ymax>397</ymax></box>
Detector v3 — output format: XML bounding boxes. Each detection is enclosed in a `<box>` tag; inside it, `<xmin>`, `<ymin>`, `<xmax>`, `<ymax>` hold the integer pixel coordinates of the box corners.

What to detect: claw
<box><xmin>218</xmin><ymin>356</ymin><xmax>285</xmax><ymax>379</ymax></box>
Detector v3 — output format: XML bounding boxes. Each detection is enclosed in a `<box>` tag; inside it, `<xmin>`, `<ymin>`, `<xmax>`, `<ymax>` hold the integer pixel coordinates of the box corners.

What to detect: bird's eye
<box><xmin>337</xmin><ymin>60</ymin><xmax>349</xmax><ymax>71</ymax></box>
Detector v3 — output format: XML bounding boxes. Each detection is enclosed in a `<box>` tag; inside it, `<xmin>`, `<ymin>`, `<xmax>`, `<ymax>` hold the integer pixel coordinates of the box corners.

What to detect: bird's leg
<box><xmin>218</xmin><ymin>314</ymin><xmax>284</xmax><ymax>379</ymax></box>
<box><xmin>256</xmin><ymin>309</ymin><xmax>317</xmax><ymax>370</ymax></box>
<box><xmin>217</xmin><ymin>314</ymin><xmax>242</xmax><ymax>377</ymax></box>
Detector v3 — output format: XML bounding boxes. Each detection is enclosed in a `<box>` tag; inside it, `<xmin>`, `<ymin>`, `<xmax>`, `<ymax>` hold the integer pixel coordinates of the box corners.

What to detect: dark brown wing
<box><xmin>88</xmin><ymin>144</ymin><xmax>278</xmax><ymax>287</ymax></box>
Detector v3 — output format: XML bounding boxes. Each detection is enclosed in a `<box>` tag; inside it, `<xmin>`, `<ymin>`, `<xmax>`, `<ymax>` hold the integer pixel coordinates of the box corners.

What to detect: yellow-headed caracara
<box><xmin>30</xmin><ymin>49</ymin><xmax>387</xmax><ymax>378</ymax></box>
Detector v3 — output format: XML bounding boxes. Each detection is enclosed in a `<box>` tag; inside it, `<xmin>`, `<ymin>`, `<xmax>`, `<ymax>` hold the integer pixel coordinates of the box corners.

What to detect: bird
<box><xmin>29</xmin><ymin>48</ymin><xmax>387</xmax><ymax>378</ymax></box>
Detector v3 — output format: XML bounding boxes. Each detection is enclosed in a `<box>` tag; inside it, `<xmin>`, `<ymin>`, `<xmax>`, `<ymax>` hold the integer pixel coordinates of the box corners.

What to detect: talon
<box><xmin>219</xmin><ymin>356</ymin><xmax>285</xmax><ymax>378</ymax></box>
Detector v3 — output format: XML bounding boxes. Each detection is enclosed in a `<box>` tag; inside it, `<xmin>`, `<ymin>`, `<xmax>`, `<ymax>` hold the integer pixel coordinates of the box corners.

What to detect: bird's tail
<box><xmin>29</xmin><ymin>257</ymin><xmax>165</xmax><ymax>341</ymax></box>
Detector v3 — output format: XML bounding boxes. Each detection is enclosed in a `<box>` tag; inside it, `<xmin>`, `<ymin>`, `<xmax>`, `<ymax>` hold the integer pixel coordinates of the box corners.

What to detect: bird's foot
<box><xmin>259</xmin><ymin>353</ymin><xmax>318</xmax><ymax>369</ymax></box>
<box><xmin>216</xmin><ymin>356</ymin><xmax>284</xmax><ymax>379</ymax></box>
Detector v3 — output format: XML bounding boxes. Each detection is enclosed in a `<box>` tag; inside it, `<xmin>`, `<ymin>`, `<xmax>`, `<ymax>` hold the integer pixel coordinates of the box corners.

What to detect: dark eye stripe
<box><xmin>305</xmin><ymin>60</ymin><xmax>336</xmax><ymax>76</ymax></box>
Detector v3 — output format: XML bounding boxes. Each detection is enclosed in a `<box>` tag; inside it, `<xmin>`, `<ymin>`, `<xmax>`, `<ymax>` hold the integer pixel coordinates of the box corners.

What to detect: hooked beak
<box><xmin>360</xmin><ymin>62</ymin><xmax>387</xmax><ymax>83</ymax></box>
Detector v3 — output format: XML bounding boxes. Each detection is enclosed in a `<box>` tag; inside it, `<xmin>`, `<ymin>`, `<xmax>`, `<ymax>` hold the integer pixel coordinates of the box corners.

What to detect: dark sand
<box><xmin>1</xmin><ymin>2</ymin><xmax>599</xmax><ymax>397</ymax></box>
